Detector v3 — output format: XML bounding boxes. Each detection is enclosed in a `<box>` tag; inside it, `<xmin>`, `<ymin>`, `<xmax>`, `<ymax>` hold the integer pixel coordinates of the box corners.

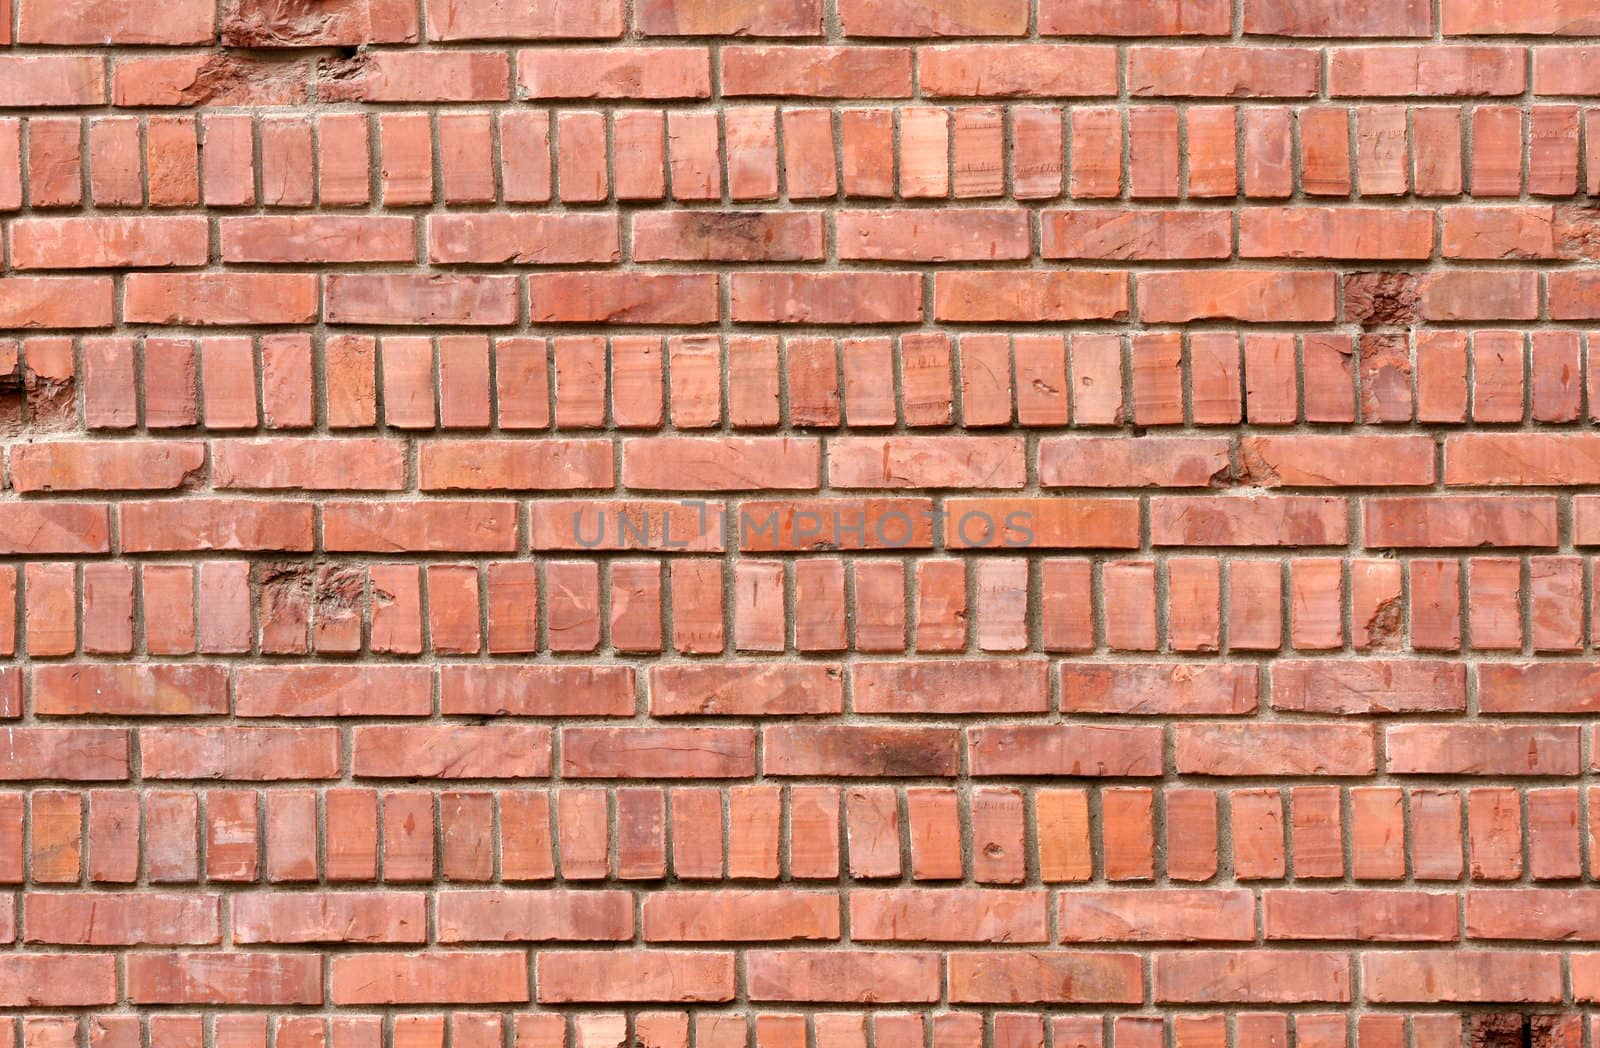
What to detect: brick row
<box><xmin>14</xmin><ymin>208</ymin><xmax>1600</xmax><ymax>270</ymax></box>
<box><xmin>9</xmin><ymin>494</ymin><xmax>1600</xmax><ymax>557</ymax></box>
<box><xmin>0</xmin><ymin>656</ymin><xmax>1593</xmax><ymax>713</ymax></box>
<box><xmin>7</xmin><ymin>0</ymin><xmax>1600</xmax><ymax>43</ymax></box>
<box><xmin>20</xmin><ymin>271</ymin><xmax>1600</xmax><ymax>327</ymax></box>
<box><xmin>9</xmin><ymin>47</ymin><xmax>1600</xmax><ymax>106</ymax></box>
<box><xmin>0</xmin><ymin>943</ymin><xmax>1590</xmax><ymax>1005</ymax></box>
<box><xmin>20</xmin><ymin>206</ymin><xmax>1600</xmax><ymax>267</ymax></box>
<box><xmin>4</xmin><ymin>782</ymin><xmax>1600</xmax><ymax>886</ymax></box>
<box><xmin>9</xmin><ymin>272</ymin><xmax>1600</xmax><ymax>329</ymax></box>
<box><xmin>16</xmin><ymin>329</ymin><xmax>1600</xmax><ymax>435</ymax></box>
<box><xmin>0</xmin><ymin>718</ymin><xmax>1590</xmax><ymax>781</ymax></box>
<box><xmin>10</xmin><ymin>104</ymin><xmax>1600</xmax><ymax>211</ymax></box>
<box><xmin>15</xmin><ymin>554</ymin><xmax>1600</xmax><ymax>658</ymax></box>
<box><xmin>0</xmin><ymin>1010</ymin><xmax>1567</xmax><ymax>1048</ymax></box>
<box><xmin>13</xmin><ymin>656</ymin><xmax>1600</xmax><ymax>716</ymax></box>
<box><xmin>4</xmin><ymin>884</ymin><xmax>1600</xmax><ymax>946</ymax></box>
<box><xmin>6</xmin><ymin>654</ymin><xmax>1600</xmax><ymax>716</ymax></box>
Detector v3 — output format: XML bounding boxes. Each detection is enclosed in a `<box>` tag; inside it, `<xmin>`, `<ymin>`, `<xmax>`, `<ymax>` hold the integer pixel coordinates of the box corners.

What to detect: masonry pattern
<box><xmin>4</xmin><ymin>0</ymin><xmax>1600</xmax><ymax>1046</ymax></box>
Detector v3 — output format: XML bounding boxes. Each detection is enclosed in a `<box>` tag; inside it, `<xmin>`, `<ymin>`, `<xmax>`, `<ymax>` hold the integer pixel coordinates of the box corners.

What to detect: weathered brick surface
<box><xmin>1</xmin><ymin>0</ymin><xmax>1599</xmax><ymax>1043</ymax></box>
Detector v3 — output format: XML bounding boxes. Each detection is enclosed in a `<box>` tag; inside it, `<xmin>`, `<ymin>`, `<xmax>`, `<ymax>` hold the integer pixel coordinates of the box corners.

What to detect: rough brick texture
<box><xmin>2</xmin><ymin>0</ymin><xmax>1600</xmax><ymax>1045</ymax></box>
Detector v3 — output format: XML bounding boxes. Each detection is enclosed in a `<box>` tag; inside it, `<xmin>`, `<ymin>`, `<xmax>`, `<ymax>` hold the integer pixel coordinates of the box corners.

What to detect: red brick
<box><xmin>637</xmin><ymin>0</ymin><xmax>819</xmax><ymax>34</ymax></box>
<box><xmin>1241</xmin><ymin>111</ymin><xmax>1296</xmax><ymax>196</ymax></box>
<box><xmin>212</xmin><ymin>438</ymin><xmax>404</xmax><ymax>492</ymax></box>
<box><xmin>1061</xmin><ymin>664</ymin><xmax>1258</xmax><ymax>715</ymax></box>
<box><xmin>120</xmin><ymin>500</ymin><xmax>313</xmax><ymax>553</ymax></box>
<box><xmin>920</xmin><ymin>45</ymin><xmax>1116</xmax><ymax>97</ymax></box>
<box><xmin>634</xmin><ymin>211</ymin><xmax>823</xmax><ymax>262</ymax></box>
<box><xmin>236</xmin><ymin>666</ymin><xmax>432</xmax><ymax>718</ymax></box>
<box><xmin>24</xmin><ymin>892</ymin><xmax>219</xmax><ymax>945</ymax></box>
<box><xmin>1044</xmin><ymin>209</ymin><xmax>1229</xmax><ymax>260</ymax></box>
<box><xmin>436</xmin><ymin>889</ymin><xmax>631</xmax><ymax>942</ymax></box>
<box><xmin>1330</xmin><ymin>46</ymin><xmax>1525</xmax><ymax>96</ymax></box>
<box><xmin>10</xmin><ymin>441</ymin><xmax>203</xmax><ymax>494</ymax></box>
<box><xmin>1263</xmin><ymin>890</ymin><xmax>1456</xmax><ymax>941</ymax></box>
<box><xmin>1386</xmin><ymin>724</ymin><xmax>1579</xmax><ymax>776</ymax></box>
<box><xmin>20</xmin><ymin>0</ymin><xmax>211</xmax><ymax>41</ymax></box>
<box><xmin>838</xmin><ymin>209</ymin><xmax>1028</xmax><ymax>261</ymax></box>
<box><xmin>221</xmin><ymin>216</ymin><xmax>416</xmax><ymax>264</ymax></box>
<box><xmin>439</xmin><ymin>665</ymin><xmax>635</xmax><ymax>717</ymax></box>
<box><xmin>520</xmin><ymin>48</ymin><xmax>709</xmax><ymax>99</ymax></box>
<box><xmin>856</xmin><ymin>659</ymin><xmax>1049</xmax><ymax>714</ymax></box>
<box><xmin>323</xmin><ymin>501</ymin><xmax>517</xmax><ymax>553</ymax></box>
<box><xmin>530</xmin><ymin>499</ymin><xmax>724</xmax><ymax>553</ymax></box>
<box><xmin>1040</xmin><ymin>0</ymin><xmax>1228</xmax><ymax>34</ymax></box>
<box><xmin>1271</xmin><ymin>661</ymin><xmax>1467</xmax><ymax>714</ymax></box>
<box><xmin>647</xmin><ymin>664</ymin><xmax>839</xmax><ymax>716</ymax></box>
<box><xmin>1242</xmin><ymin>435</ymin><xmax>1435</xmax><ymax>488</ymax></box>
<box><xmin>0</xmin><ymin>56</ymin><xmax>105</xmax><ymax>106</ymax></box>
<box><xmin>1156</xmin><ymin>952</ymin><xmax>1351</xmax><ymax>1003</ymax></box>
<box><xmin>0</xmin><ymin>955</ymin><xmax>116</xmax><ymax>1007</ymax></box>
<box><xmin>1175</xmin><ymin>724</ymin><xmax>1376</xmax><ymax>776</ymax></box>
<box><xmin>839</xmin><ymin>0</ymin><xmax>1025</xmax><ymax>35</ymax></box>
<box><xmin>0</xmin><ymin>729</ymin><xmax>127</xmax><ymax>781</ymax></box>
<box><xmin>968</xmin><ymin>725</ymin><xmax>1163</xmax><ymax>776</ymax></box>
<box><xmin>1240</xmin><ymin>208</ymin><xmax>1432</xmax><ymax>259</ymax></box>
<box><xmin>125</xmin><ymin>274</ymin><xmax>317</xmax><ymax>326</ymax></box>
<box><xmin>722</xmin><ymin>46</ymin><xmax>912</xmax><ymax>97</ymax></box>
<box><xmin>535</xmin><ymin>950</ymin><xmax>734</xmax><ymax>1003</ymax></box>
<box><xmin>326</xmin><ymin>274</ymin><xmax>518</xmax><ymax>327</ymax></box>
<box><xmin>141</xmin><ymin>726</ymin><xmax>340</xmax><ymax>780</ymax></box>
<box><xmin>34</xmin><ymin>664</ymin><xmax>227</xmax><ymax>717</ymax></box>
<box><xmin>1040</xmin><ymin>437</ymin><xmax>1230</xmax><ymax>487</ymax></box>
<box><xmin>936</xmin><ymin>271</ymin><xmax>1128</xmax><ymax>322</ymax></box>
<box><xmin>1467</xmin><ymin>889</ymin><xmax>1600</xmax><ymax>940</ymax></box>
<box><xmin>643</xmin><ymin>890</ymin><xmax>838</xmax><ymax>941</ymax></box>
<box><xmin>1363</xmin><ymin>952</ymin><xmax>1561</xmax><ymax>1003</ymax></box>
<box><xmin>1129</xmin><ymin>47</ymin><xmax>1318</xmax><ymax>97</ymax></box>
<box><xmin>736</xmin><ymin>498</ymin><xmax>934</xmax><ymax>552</ymax></box>
<box><xmin>748</xmin><ymin>950</ymin><xmax>939</xmax><ymax>1003</ymax></box>
<box><xmin>562</xmin><ymin>727</ymin><xmax>754</xmax><ymax>779</ymax></box>
<box><xmin>1445</xmin><ymin>0</ymin><xmax>1598</xmax><ymax>32</ymax></box>
<box><xmin>853</xmin><ymin>888</ymin><xmax>1046</xmax><ymax>942</ymax></box>
<box><xmin>948</xmin><ymin>951</ymin><xmax>1143</xmax><ymax>1004</ymax></box>
<box><xmin>1364</xmin><ymin>496</ymin><xmax>1558</xmax><ymax>548</ymax></box>
<box><xmin>320</xmin><ymin>50</ymin><xmax>509</xmax><ymax>104</ymax></box>
<box><xmin>1153</xmin><ymin>496</ymin><xmax>1348</xmax><ymax>547</ymax></box>
<box><xmin>1246</xmin><ymin>0</ymin><xmax>1430</xmax><ymax>35</ymax></box>
<box><xmin>352</xmin><ymin>725</ymin><xmax>550</xmax><ymax>778</ymax></box>
<box><xmin>12</xmin><ymin>216</ymin><xmax>207</xmax><ymax>270</ymax></box>
<box><xmin>222</xmin><ymin>0</ymin><xmax>417</xmax><ymax>44</ymax></box>
<box><xmin>129</xmin><ymin>953</ymin><xmax>322</xmax><ymax>1005</ymax></box>
<box><xmin>765</xmin><ymin>725</ymin><xmax>957</xmax><ymax>777</ymax></box>
<box><xmin>331</xmin><ymin>951</ymin><xmax>528</xmax><ymax>1004</ymax></box>
<box><xmin>425</xmin><ymin>0</ymin><xmax>618</xmax><ymax>38</ymax></box>
<box><xmin>1139</xmin><ymin>271</ymin><xmax>1336</xmax><ymax>323</ymax></box>
<box><xmin>623</xmin><ymin>437</ymin><xmax>819</xmax><ymax>491</ymax></box>
<box><xmin>234</xmin><ymin>892</ymin><xmax>426</xmax><ymax>944</ymax></box>
<box><xmin>529</xmin><ymin>272</ymin><xmax>717</xmax><ymax>325</ymax></box>
<box><xmin>419</xmin><ymin>438</ymin><xmax>612</xmax><ymax>491</ymax></box>
<box><xmin>830</xmin><ymin>436</ymin><xmax>1024</xmax><ymax>489</ymax></box>
<box><xmin>732</xmin><ymin>272</ymin><xmax>922</xmax><ymax>324</ymax></box>
<box><xmin>1058</xmin><ymin>889</ymin><xmax>1252</xmax><ymax>942</ymax></box>
<box><xmin>0</xmin><ymin>277</ymin><xmax>114</xmax><ymax>329</ymax></box>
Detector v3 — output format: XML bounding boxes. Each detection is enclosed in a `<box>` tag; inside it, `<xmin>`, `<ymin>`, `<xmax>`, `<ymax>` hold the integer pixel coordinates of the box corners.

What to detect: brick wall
<box><xmin>2</xmin><ymin>0</ymin><xmax>1599</xmax><ymax>1045</ymax></box>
